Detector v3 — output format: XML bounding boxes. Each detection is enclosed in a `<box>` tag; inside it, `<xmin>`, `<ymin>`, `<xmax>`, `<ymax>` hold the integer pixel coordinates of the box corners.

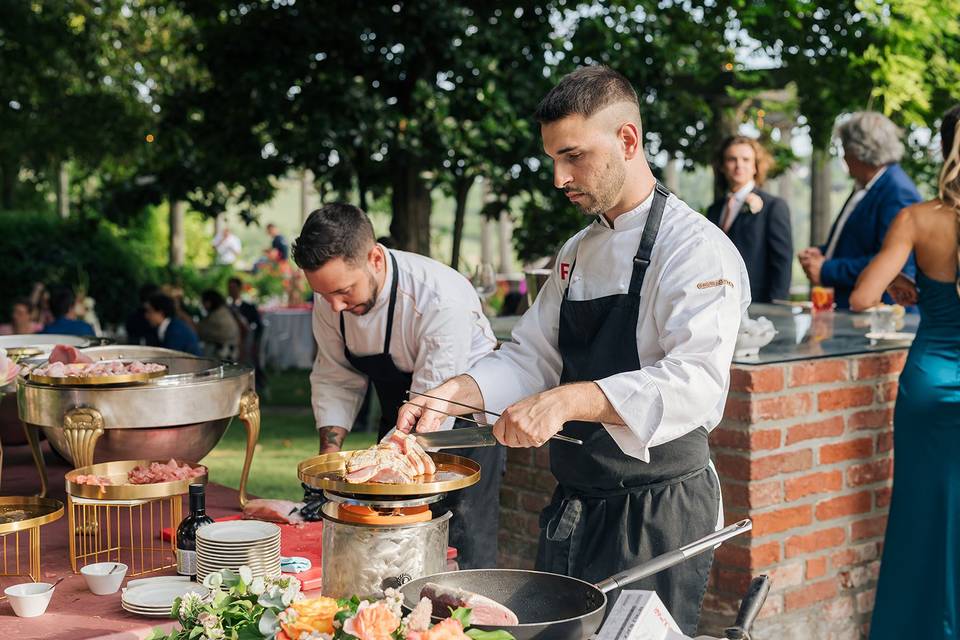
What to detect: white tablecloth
<box><xmin>260</xmin><ymin>307</ymin><xmax>316</xmax><ymax>370</ymax></box>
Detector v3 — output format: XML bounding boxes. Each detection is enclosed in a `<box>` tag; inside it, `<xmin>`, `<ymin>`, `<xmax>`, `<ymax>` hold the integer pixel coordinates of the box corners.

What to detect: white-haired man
<box><xmin>799</xmin><ymin>111</ymin><xmax>922</xmax><ymax>309</ymax></box>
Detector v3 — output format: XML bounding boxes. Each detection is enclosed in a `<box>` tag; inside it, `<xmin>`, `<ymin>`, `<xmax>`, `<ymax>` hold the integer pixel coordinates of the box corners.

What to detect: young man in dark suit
<box><xmin>799</xmin><ymin>111</ymin><xmax>922</xmax><ymax>309</ymax></box>
<box><xmin>707</xmin><ymin>136</ymin><xmax>793</xmax><ymax>303</ymax></box>
<box><xmin>144</xmin><ymin>293</ymin><xmax>202</xmax><ymax>356</ymax></box>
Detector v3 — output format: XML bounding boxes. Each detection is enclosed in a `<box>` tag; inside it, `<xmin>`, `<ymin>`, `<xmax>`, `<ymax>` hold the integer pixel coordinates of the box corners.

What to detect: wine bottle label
<box><xmin>176</xmin><ymin>549</ymin><xmax>197</xmax><ymax>576</ymax></box>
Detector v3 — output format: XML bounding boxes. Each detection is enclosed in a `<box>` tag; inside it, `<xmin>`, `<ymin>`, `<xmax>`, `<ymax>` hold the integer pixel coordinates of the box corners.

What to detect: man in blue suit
<box><xmin>799</xmin><ymin>112</ymin><xmax>922</xmax><ymax>309</ymax></box>
<box><xmin>40</xmin><ymin>287</ymin><xmax>95</xmax><ymax>336</ymax></box>
<box><xmin>144</xmin><ymin>293</ymin><xmax>202</xmax><ymax>356</ymax></box>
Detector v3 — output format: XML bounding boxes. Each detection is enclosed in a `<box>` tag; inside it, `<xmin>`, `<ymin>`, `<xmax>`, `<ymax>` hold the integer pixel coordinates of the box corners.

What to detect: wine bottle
<box><xmin>176</xmin><ymin>483</ymin><xmax>214</xmax><ymax>579</ymax></box>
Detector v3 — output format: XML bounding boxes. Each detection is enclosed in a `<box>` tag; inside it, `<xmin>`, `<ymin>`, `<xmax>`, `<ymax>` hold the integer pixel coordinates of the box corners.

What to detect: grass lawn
<box><xmin>201</xmin><ymin>369</ymin><xmax>378</xmax><ymax>500</ymax></box>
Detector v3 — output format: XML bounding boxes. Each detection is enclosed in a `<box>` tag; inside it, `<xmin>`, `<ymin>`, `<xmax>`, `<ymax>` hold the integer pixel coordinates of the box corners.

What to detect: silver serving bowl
<box><xmin>17</xmin><ymin>346</ymin><xmax>253</xmax><ymax>465</ymax></box>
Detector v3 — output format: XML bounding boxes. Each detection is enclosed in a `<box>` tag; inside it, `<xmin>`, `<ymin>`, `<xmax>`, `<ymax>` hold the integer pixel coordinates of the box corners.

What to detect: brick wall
<box><xmin>497</xmin><ymin>350</ymin><xmax>907</xmax><ymax>639</ymax></box>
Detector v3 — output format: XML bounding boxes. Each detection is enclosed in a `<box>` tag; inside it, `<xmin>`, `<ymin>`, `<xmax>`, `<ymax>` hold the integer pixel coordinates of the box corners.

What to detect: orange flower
<box><xmin>280</xmin><ymin>596</ymin><xmax>341</xmax><ymax>637</ymax></box>
<box><xmin>406</xmin><ymin>618</ymin><xmax>470</xmax><ymax>640</ymax></box>
<box><xmin>343</xmin><ymin>601</ymin><xmax>401</xmax><ymax>640</ymax></box>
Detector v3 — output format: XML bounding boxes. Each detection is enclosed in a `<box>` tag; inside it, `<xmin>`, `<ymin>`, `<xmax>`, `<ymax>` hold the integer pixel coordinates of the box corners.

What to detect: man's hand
<box><xmin>492</xmin><ymin>387</ymin><xmax>569</xmax><ymax>448</ymax></box>
<box><xmin>798</xmin><ymin>247</ymin><xmax>825</xmax><ymax>285</ymax></box>
<box><xmin>886</xmin><ymin>273</ymin><xmax>918</xmax><ymax>306</ymax></box>
<box><xmin>318</xmin><ymin>426</ymin><xmax>348</xmax><ymax>454</ymax></box>
<box><xmin>395</xmin><ymin>375</ymin><xmax>485</xmax><ymax>434</ymax></box>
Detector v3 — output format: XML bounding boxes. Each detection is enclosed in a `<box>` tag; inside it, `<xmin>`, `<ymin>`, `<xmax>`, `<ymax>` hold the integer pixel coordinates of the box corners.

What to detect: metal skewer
<box><xmin>404</xmin><ymin>391</ymin><xmax>583</xmax><ymax>445</ymax></box>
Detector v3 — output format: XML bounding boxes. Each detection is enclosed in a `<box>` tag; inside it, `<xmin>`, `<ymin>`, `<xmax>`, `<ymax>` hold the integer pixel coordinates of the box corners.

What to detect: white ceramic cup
<box><xmin>4</xmin><ymin>582</ymin><xmax>55</xmax><ymax>617</ymax></box>
<box><xmin>80</xmin><ymin>562</ymin><xmax>128</xmax><ymax>595</ymax></box>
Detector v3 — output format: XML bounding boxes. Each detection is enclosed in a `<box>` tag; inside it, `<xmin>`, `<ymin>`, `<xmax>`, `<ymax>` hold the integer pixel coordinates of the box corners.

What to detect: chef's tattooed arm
<box><xmin>318</xmin><ymin>426</ymin><xmax>349</xmax><ymax>453</ymax></box>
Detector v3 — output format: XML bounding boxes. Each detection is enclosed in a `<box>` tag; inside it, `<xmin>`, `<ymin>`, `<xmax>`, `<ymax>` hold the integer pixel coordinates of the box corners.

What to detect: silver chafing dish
<box><xmin>16</xmin><ymin>345</ymin><xmax>260</xmax><ymax>505</ymax></box>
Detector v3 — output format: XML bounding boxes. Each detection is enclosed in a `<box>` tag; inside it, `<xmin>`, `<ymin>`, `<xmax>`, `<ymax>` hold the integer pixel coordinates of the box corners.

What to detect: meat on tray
<box><xmin>49</xmin><ymin>344</ymin><xmax>93</xmax><ymax>364</ymax></box>
<box><xmin>344</xmin><ymin>431</ymin><xmax>437</xmax><ymax>484</ymax></box>
<box><xmin>420</xmin><ymin>582</ymin><xmax>520</xmax><ymax>626</ymax></box>
<box><xmin>242</xmin><ymin>499</ymin><xmax>305</xmax><ymax>524</ymax></box>
<box><xmin>73</xmin><ymin>460</ymin><xmax>205</xmax><ymax>487</ymax></box>
<box><xmin>32</xmin><ymin>356</ymin><xmax>165</xmax><ymax>378</ymax></box>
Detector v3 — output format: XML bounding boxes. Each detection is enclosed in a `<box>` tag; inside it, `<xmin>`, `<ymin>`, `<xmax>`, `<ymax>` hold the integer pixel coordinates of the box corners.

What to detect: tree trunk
<box><xmin>389</xmin><ymin>161</ymin><xmax>432</xmax><ymax>256</ymax></box>
<box><xmin>450</xmin><ymin>175</ymin><xmax>474</xmax><ymax>270</ymax></box>
<box><xmin>169</xmin><ymin>199</ymin><xmax>186</xmax><ymax>267</ymax></box>
<box><xmin>480</xmin><ymin>214</ymin><xmax>494</xmax><ymax>268</ymax></box>
<box><xmin>0</xmin><ymin>160</ymin><xmax>16</xmax><ymax>210</ymax></box>
<box><xmin>498</xmin><ymin>209</ymin><xmax>513</xmax><ymax>275</ymax></box>
<box><xmin>663</xmin><ymin>156</ymin><xmax>680</xmax><ymax>193</ymax></box>
<box><xmin>56</xmin><ymin>162</ymin><xmax>69</xmax><ymax>219</ymax></box>
<box><xmin>810</xmin><ymin>147</ymin><xmax>833</xmax><ymax>246</ymax></box>
<box><xmin>300</xmin><ymin>168</ymin><xmax>313</xmax><ymax>224</ymax></box>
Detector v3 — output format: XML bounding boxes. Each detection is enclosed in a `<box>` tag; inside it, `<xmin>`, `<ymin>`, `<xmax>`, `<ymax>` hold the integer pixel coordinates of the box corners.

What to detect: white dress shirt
<box><xmin>468</xmin><ymin>189</ymin><xmax>751</xmax><ymax>462</ymax></box>
<box><xmin>310</xmin><ymin>247</ymin><xmax>497</xmax><ymax>432</ymax></box>
<box><xmin>213</xmin><ymin>232</ymin><xmax>242</xmax><ymax>265</ymax></box>
<box><xmin>157</xmin><ymin>318</ymin><xmax>171</xmax><ymax>343</ymax></box>
<box><xmin>721</xmin><ymin>180</ymin><xmax>755</xmax><ymax>231</ymax></box>
<box><xmin>824</xmin><ymin>166</ymin><xmax>888</xmax><ymax>259</ymax></box>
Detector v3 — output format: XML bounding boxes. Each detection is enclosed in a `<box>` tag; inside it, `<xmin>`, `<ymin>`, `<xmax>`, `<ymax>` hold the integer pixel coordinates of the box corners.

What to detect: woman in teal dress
<box><xmin>850</xmin><ymin>103</ymin><xmax>960</xmax><ymax>639</ymax></box>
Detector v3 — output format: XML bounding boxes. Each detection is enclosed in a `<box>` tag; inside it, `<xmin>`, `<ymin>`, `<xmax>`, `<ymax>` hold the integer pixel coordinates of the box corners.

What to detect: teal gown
<box><xmin>870</xmin><ymin>270</ymin><xmax>960</xmax><ymax>639</ymax></box>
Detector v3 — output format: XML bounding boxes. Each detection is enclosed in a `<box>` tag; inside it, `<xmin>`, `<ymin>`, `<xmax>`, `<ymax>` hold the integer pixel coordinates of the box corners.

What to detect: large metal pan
<box><xmin>401</xmin><ymin>519</ymin><xmax>751</xmax><ymax>640</ymax></box>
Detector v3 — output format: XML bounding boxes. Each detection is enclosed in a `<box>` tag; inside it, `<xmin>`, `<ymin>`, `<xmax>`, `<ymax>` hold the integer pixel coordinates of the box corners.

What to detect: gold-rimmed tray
<box><xmin>65</xmin><ymin>459</ymin><xmax>207</xmax><ymax>500</ymax></box>
<box><xmin>28</xmin><ymin>362</ymin><xmax>168</xmax><ymax>387</ymax></box>
<box><xmin>298</xmin><ymin>451</ymin><xmax>480</xmax><ymax>497</ymax></box>
<box><xmin>0</xmin><ymin>496</ymin><xmax>64</xmax><ymax>535</ymax></box>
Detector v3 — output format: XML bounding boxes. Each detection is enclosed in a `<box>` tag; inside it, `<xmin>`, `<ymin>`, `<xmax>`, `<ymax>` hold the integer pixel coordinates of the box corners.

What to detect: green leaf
<box><xmin>450</xmin><ymin>607</ymin><xmax>472</xmax><ymax>627</ymax></box>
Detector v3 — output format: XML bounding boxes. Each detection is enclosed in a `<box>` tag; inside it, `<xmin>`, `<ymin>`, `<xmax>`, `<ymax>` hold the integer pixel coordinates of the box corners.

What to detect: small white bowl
<box><xmin>80</xmin><ymin>562</ymin><xmax>128</xmax><ymax>595</ymax></box>
<box><xmin>4</xmin><ymin>582</ymin><xmax>55</xmax><ymax>617</ymax></box>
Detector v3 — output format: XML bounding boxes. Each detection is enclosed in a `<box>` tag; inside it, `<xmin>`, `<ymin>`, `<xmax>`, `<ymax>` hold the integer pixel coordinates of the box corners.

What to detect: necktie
<box><xmin>720</xmin><ymin>194</ymin><xmax>738</xmax><ymax>232</ymax></box>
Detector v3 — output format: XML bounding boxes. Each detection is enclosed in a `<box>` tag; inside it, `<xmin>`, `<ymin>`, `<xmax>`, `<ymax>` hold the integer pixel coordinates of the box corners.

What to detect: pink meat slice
<box><xmin>386</xmin><ymin>432</ymin><xmax>437</xmax><ymax>475</ymax></box>
<box><xmin>420</xmin><ymin>582</ymin><xmax>519</xmax><ymax>626</ymax></box>
<box><xmin>49</xmin><ymin>345</ymin><xmax>93</xmax><ymax>364</ymax></box>
<box><xmin>242</xmin><ymin>499</ymin><xmax>304</xmax><ymax>524</ymax></box>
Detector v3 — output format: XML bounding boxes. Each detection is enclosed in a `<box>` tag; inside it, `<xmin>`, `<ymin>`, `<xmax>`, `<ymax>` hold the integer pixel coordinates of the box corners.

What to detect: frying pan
<box><xmin>400</xmin><ymin>518</ymin><xmax>751</xmax><ymax>640</ymax></box>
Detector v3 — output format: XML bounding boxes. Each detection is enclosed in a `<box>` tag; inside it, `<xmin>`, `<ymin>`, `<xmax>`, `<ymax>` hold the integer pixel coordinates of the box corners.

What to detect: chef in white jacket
<box><xmin>396</xmin><ymin>66</ymin><xmax>749</xmax><ymax>635</ymax></box>
<box><xmin>293</xmin><ymin>203</ymin><xmax>502</xmax><ymax>569</ymax></box>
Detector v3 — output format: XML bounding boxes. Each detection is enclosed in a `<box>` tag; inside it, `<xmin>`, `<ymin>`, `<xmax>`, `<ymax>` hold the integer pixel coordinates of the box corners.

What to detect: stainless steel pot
<box><xmin>16</xmin><ymin>345</ymin><xmax>260</xmax><ymax>504</ymax></box>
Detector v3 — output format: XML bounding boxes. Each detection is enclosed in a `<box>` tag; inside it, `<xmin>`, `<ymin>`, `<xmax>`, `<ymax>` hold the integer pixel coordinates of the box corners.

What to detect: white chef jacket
<box><xmin>310</xmin><ymin>247</ymin><xmax>497</xmax><ymax>432</ymax></box>
<box><xmin>468</xmin><ymin>189</ymin><xmax>751</xmax><ymax>462</ymax></box>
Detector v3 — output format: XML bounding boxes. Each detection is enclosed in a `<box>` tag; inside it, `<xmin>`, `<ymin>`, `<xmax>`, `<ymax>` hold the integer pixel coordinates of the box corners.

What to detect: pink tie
<box><xmin>720</xmin><ymin>194</ymin><xmax>738</xmax><ymax>232</ymax></box>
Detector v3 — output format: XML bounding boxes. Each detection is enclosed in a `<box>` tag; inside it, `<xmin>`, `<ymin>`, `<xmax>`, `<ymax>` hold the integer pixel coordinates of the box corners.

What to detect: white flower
<box><xmin>744</xmin><ymin>192</ymin><xmax>763</xmax><ymax>214</ymax></box>
<box><xmin>249</xmin><ymin>576</ymin><xmax>266</xmax><ymax>595</ymax></box>
<box><xmin>177</xmin><ymin>592</ymin><xmax>205</xmax><ymax>623</ymax></box>
<box><xmin>238</xmin><ymin>565</ymin><xmax>254</xmax><ymax>585</ymax></box>
<box><xmin>202</xmin><ymin>571</ymin><xmax>224</xmax><ymax>590</ymax></box>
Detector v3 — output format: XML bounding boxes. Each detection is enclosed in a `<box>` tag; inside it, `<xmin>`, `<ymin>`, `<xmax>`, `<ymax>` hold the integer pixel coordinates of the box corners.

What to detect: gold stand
<box><xmin>0</xmin><ymin>497</ymin><xmax>63</xmax><ymax>593</ymax></box>
<box><xmin>63</xmin><ymin>407</ymin><xmax>105</xmax><ymax>470</ymax></box>
<box><xmin>24</xmin><ymin>422</ymin><xmax>48</xmax><ymax>498</ymax></box>
<box><xmin>238</xmin><ymin>390</ymin><xmax>260</xmax><ymax>507</ymax></box>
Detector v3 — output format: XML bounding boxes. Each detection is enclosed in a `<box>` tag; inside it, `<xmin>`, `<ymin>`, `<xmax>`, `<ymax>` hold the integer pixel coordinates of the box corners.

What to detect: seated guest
<box><xmin>144</xmin><ymin>293</ymin><xmax>201</xmax><ymax>356</ymax></box>
<box><xmin>0</xmin><ymin>299</ymin><xmax>42</xmax><ymax>335</ymax></box>
<box><xmin>125</xmin><ymin>283</ymin><xmax>160</xmax><ymax>346</ymax></box>
<box><xmin>707</xmin><ymin>136</ymin><xmax>793</xmax><ymax>303</ymax></box>
<box><xmin>40</xmin><ymin>287</ymin><xmax>95</xmax><ymax>336</ymax></box>
<box><xmin>227</xmin><ymin>277</ymin><xmax>266</xmax><ymax>392</ymax></box>
<box><xmin>197</xmin><ymin>290</ymin><xmax>241</xmax><ymax>360</ymax></box>
<box><xmin>799</xmin><ymin>111</ymin><xmax>922</xmax><ymax>309</ymax></box>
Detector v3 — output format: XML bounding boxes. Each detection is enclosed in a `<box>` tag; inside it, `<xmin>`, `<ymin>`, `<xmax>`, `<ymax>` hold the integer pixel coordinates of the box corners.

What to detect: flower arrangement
<box><xmin>149</xmin><ymin>567</ymin><xmax>515</xmax><ymax>640</ymax></box>
<box><xmin>1</xmin><ymin>348</ymin><xmax>20</xmax><ymax>387</ymax></box>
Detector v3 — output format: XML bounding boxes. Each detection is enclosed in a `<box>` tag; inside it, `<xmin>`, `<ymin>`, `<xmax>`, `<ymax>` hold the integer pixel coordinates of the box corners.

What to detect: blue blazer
<box><xmin>819</xmin><ymin>163</ymin><xmax>921</xmax><ymax>309</ymax></box>
<box><xmin>161</xmin><ymin>317</ymin><xmax>202</xmax><ymax>356</ymax></box>
<box><xmin>40</xmin><ymin>317</ymin><xmax>95</xmax><ymax>336</ymax></box>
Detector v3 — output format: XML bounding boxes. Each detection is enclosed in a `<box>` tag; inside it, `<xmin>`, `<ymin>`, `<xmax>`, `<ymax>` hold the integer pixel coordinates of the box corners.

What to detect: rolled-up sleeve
<box><xmin>596</xmin><ymin>235</ymin><xmax>746</xmax><ymax>461</ymax></box>
<box><xmin>468</xmin><ymin>257</ymin><xmax>565</xmax><ymax>415</ymax></box>
<box><xmin>310</xmin><ymin>307</ymin><xmax>368</xmax><ymax>431</ymax></box>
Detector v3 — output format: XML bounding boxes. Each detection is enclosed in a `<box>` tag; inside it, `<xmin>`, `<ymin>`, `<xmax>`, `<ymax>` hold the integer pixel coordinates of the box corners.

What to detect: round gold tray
<box><xmin>0</xmin><ymin>496</ymin><xmax>64</xmax><ymax>535</ymax></box>
<box><xmin>28</xmin><ymin>363</ymin><xmax>168</xmax><ymax>387</ymax></box>
<box><xmin>6</xmin><ymin>346</ymin><xmax>43</xmax><ymax>358</ymax></box>
<box><xmin>298</xmin><ymin>451</ymin><xmax>480</xmax><ymax>497</ymax></box>
<box><xmin>65</xmin><ymin>459</ymin><xmax>207</xmax><ymax>500</ymax></box>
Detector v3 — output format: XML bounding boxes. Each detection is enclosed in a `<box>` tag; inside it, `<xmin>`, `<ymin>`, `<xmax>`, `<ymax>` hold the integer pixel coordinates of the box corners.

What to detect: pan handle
<box><xmin>594</xmin><ymin>519</ymin><xmax>752</xmax><ymax>594</ymax></box>
<box><xmin>724</xmin><ymin>574</ymin><xmax>770</xmax><ymax>640</ymax></box>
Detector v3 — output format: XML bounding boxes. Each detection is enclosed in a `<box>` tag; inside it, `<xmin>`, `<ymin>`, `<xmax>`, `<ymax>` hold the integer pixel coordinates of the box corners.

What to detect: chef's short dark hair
<box><xmin>146</xmin><ymin>293</ymin><xmax>175</xmax><ymax>318</ymax></box>
<box><xmin>534</xmin><ymin>65</ymin><xmax>639</xmax><ymax>124</ymax></box>
<box><xmin>292</xmin><ymin>203</ymin><xmax>376</xmax><ymax>271</ymax></box>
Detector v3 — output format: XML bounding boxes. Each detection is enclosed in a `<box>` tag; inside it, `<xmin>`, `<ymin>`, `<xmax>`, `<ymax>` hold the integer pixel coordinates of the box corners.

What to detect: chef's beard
<box><xmin>348</xmin><ymin>269</ymin><xmax>379</xmax><ymax>316</ymax></box>
<box><xmin>566</xmin><ymin>154</ymin><xmax>627</xmax><ymax>217</ymax></box>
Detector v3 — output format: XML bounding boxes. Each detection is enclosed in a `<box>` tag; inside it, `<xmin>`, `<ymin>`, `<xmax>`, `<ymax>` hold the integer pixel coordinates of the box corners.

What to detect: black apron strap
<box><xmin>628</xmin><ymin>183</ymin><xmax>670</xmax><ymax>296</ymax></box>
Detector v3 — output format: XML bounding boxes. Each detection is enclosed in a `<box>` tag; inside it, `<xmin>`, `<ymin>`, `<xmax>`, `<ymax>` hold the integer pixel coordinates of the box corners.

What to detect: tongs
<box><xmin>401</xmin><ymin>390</ymin><xmax>583</xmax><ymax>448</ymax></box>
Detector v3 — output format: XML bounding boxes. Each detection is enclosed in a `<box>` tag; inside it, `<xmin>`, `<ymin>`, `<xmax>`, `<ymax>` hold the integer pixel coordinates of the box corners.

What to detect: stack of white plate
<box><xmin>121</xmin><ymin>579</ymin><xmax>208</xmax><ymax>617</ymax></box>
<box><xmin>196</xmin><ymin>520</ymin><xmax>282</xmax><ymax>582</ymax></box>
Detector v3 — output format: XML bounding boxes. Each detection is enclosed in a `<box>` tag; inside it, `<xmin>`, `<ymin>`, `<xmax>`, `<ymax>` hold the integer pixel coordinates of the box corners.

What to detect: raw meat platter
<box><xmin>298</xmin><ymin>451</ymin><xmax>480</xmax><ymax>497</ymax></box>
<box><xmin>66</xmin><ymin>458</ymin><xmax>208</xmax><ymax>500</ymax></box>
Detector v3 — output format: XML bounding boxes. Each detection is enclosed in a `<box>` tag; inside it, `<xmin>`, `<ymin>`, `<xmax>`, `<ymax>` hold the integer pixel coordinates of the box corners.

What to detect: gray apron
<box><xmin>535</xmin><ymin>184</ymin><xmax>720</xmax><ymax>635</ymax></box>
<box><xmin>340</xmin><ymin>251</ymin><xmax>504</xmax><ymax>569</ymax></box>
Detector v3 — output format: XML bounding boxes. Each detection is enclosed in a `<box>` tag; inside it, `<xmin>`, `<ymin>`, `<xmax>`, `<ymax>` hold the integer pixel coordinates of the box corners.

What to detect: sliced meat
<box><xmin>386</xmin><ymin>431</ymin><xmax>437</xmax><ymax>475</ymax></box>
<box><xmin>420</xmin><ymin>582</ymin><xmax>519</xmax><ymax>626</ymax></box>
<box><xmin>49</xmin><ymin>344</ymin><xmax>93</xmax><ymax>364</ymax></box>
<box><xmin>344</xmin><ymin>461</ymin><xmax>416</xmax><ymax>484</ymax></box>
<box><xmin>128</xmin><ymin>459</ymin><xmax>206</xmax><ymax>484</ymax></box>
<box><xmin>242</xmin><ymin>499</ymin><xmax>304</xmax><ymax>524</ymax></box>
<box><xmin>344</xmin><ymin>443</ymin><xmax>419</xmax><ymax>484</ymax></box>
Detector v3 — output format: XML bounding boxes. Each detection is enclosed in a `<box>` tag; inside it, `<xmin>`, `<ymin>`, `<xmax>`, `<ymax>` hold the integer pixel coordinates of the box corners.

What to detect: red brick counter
<box><xmin>497</xmin><ymin>350</ymin><xmax>908</xmax><ymax>639</ymax></box>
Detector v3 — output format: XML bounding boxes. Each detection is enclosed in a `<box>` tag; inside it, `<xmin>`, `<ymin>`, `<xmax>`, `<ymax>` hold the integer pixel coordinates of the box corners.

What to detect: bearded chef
<box><xmin>293</xmin><ymin>203</ymin><xmax>502</xmax><ymax>569</ymax></box>
<box><xmin>396</xmin><ymin>66</ymin><xmax>749</xmax><ymax>635</ymax></box>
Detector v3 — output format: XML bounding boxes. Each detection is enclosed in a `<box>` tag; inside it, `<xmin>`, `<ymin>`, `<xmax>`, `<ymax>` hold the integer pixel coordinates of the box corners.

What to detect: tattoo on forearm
<box><xmin>319</xmin><ymin>428</ymin><xmax>345</xmax><ymax>450</ymax></box>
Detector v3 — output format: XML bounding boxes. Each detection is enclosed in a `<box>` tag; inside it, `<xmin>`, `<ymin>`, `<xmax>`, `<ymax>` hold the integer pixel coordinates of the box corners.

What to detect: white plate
<box><xmin>126</xmin><ymin>575</ymin><xmax>190</xmax><ymax>590</ymax></box>
<box><xmin>197</xmin><ymin>545</ymin><xmax>281</xmax><ymax>555</ymax></box>
<box><xmin>122</xmin><ymin>603</ymin><xmax>175</xmax><ymax>618</ymax></box>
<box><xmin>866</xmin><ymin>331</ymin><xmax>915</xmax><ymax>343</ymax></box>
<box><xmin>196</xmin><ymin>521</ymin><xmax>280</xmax><ymax>544</ymax></box>
<box><xmin>122</xmin><ymin>582</ymin><xmax>208</xmax><ymax>609</ymax></box>
<box><xmin>197</xmin><ymin>541</ymin><xmax>281</xmax><ymax>553</ymax></box>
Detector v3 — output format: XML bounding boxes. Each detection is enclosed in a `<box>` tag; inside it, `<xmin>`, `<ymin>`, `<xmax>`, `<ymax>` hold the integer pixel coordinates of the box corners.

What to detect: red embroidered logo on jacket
<box><xmin>559</xmin><ymin>262</ymin><xmax>571</xmax><ymax>280</ymax></box>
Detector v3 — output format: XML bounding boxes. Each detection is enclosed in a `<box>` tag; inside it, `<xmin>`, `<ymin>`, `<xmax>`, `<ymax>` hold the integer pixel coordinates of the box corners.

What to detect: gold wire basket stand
<box><xmin>0</xmin><ymin>497</ymin><xmax>64</xmax><ymax>598</ymax></box>
<box><xmin>67</xmin><ymin>494</ymin><xmax>183</xmax><ymax>576</ymax></box>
